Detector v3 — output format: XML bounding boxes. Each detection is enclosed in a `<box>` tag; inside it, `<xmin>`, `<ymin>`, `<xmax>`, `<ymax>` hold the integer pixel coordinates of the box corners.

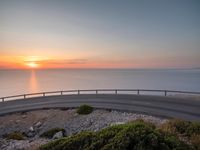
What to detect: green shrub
<box><xmin>160</xmin><ymin>119</ymin><xmax>186</xmax><ymax>135</ymax></box>
<box><xmin>128</xmin><ymin>119</ymin><xmax>156</xmax><ymax>129</ymax></box>
<box><xmin>187</xmin><ymin>122</ymin><xmax>200</xmax><ymax>137</ymax></box>
<box><xmin>40</xmin><ymin>120</ymin><xmax>192</xmax><ymax>150</ymax></box>
<box><xmin>77</xmin><ymin>104</ymin><xmax>93</xmax><ymax>115</ymax></box>
<box><xmin>190</xmin><ymin>134</ymin><xmax>200</xmax><ymax>150</ymax></box>
<box><xmin>40</xmin><ymin>128</ymin><xmax>65</xmax><ymax>139</ymax></box>
<box><xmin>4</xmin><ymin>131</ymin><xmax>25</xmax><ymax>140</ymax></box>
<box><xmin>160</xmin><ymin>119</ymin><xmax>200</xmax><ymax>150</ymax></box>
<box><xmin>160</xmin><ymin>119</ymin><xmax>200</xmax><ymax>137</ymax></box>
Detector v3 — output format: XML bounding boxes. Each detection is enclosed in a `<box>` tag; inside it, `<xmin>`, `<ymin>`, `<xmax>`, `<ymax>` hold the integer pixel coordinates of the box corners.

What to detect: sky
<box><xmin>0</xmin><ymin>0</ymin><xmax>199</xmax><ymax>69</ymax></box>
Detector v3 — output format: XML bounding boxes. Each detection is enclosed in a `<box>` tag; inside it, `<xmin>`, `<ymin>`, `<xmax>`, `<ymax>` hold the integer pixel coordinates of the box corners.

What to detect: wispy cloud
<box><xmin>24</xmin><ymin>59</ymin><xmax>88</xmax><ymax>65</ymax></box>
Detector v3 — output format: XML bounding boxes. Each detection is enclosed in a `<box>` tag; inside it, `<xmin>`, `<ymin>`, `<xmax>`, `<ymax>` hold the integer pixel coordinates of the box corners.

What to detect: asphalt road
<box><xmin>0</xmin><ymin>94</ymin><xmax>199</xmax><ymax>121</ymax></box>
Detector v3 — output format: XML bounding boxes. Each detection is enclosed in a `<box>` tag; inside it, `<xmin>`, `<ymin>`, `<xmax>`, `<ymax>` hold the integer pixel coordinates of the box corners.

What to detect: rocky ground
<box><xmin>0</xmin><ymin>108</ymin><xmax>167</xmax><ymax>150</ymax></box>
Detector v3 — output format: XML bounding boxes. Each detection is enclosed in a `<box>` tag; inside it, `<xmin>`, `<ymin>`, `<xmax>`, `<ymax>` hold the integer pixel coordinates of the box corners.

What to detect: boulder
<box><xmin>34</xmin><ymin>122</ymin><xmax>42</xmax><ymax>128</ymax></box>
<box><xmin>29</xmin><ymin>126</ymin><xmax>34</xmax><ymax>132</ymax></box>
<box><xmin>15</xmin><ymin>120</ymin><xmax>20</xmax><ymax>124</ymax></box>
<box><xmin>52</xmin><ymin>131</ymin><xmax>63</xmax><ymax>139</ymax></box>
<box><xmin>22</xmin><ymin>115</ymin><xmax>27</xmax><ymax>119</ymax></box>
<box><xmin>26</xmin><ymin>131</ymin><xmax>35</xmax><ymax>138</ymax></box>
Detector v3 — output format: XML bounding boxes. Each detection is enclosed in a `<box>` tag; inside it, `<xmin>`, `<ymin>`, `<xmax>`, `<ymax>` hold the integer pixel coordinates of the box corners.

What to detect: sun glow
<box><xmin>26</xmin><ymin>62</ymin><xmax>39</xmax><ymax>68</ymax></box>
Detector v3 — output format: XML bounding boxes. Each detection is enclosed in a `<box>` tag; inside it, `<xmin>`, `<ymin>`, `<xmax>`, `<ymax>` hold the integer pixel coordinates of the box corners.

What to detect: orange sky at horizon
<box><xmin>0</xmin><ymin>55</ymin><xmax>139</xmax><ymax>69</ymax></box>
<box><xmin>0</xmin><ymin>55</ymin><xmax>197</xmax><ymax>69</ymax></box>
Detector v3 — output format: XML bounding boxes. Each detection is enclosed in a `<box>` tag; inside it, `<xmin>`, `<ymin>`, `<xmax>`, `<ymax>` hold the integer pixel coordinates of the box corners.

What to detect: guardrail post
<box><xmin>165</xmin><ymin>91</ymin><xmax>167</xmax><ymax>96</ymax></box>
<box><xmin>78</xmin><ymin>90</ymin><xmax>80</xmax><ymax>95</ymax></box>
<box><xmin>61</xmin><ymin>91</ymin><xmax>63</xmax><ymax>95</ymax></box>
<box><xmin>43</xmin><ymin>93</ymin><xmax>45</xmax><ymax>97</ymax></box>
<box><xmin>2</xmin><ymin>98</ymin><xmax>4</xmax><ymax>102</ymax></box>
<box><xmin>96</xmin><ymin>90</ymin><xmax>98</xmax><ymax>94</ymax></box>
<box><xmin>115</xmin><ymin>90</ymin><xmax>117</xmax><ymax>94</ymax></box>
<box><xmin>24</xmin><ymin>95</ymin><xmax>26</xmax><ymax>99</ymax></box>
<box><xmin>137</xmin><ymin>90</ymin><xmax>140</xmax><ymax>95</ymax></box>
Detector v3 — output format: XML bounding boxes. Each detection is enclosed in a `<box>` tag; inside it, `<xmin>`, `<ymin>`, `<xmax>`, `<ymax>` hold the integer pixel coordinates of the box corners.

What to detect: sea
<box><xmin>0</xmin><ymin>69</ymin><xmax>200</xmax><ymax>97</ymax></box>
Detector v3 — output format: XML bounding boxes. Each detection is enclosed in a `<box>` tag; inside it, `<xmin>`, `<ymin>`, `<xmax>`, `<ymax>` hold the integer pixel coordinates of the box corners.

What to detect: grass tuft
<box><xmin>40</xmin><ymin>128</ymin><xmax>65</xmax><ymax>139</ymax></box>
<box><xmin>4</xmin><ymin>131</ymin><xmax>25</xmax><ymax>140</ymax></box>
<box><xmin>77</xmin><ymin>104</ymin><xmax>93</xmax><ymax>115</ymax></box>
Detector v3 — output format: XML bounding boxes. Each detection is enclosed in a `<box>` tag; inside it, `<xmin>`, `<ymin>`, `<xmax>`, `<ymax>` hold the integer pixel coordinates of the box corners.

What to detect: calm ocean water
<box><xmin>0</xmin><ymin>69</ymin><xmax>200</xmax><ymax>97</ymax></box>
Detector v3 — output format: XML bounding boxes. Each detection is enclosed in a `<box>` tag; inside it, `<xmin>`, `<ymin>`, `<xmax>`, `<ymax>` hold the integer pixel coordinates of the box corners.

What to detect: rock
<box><xmin>0</xmin><ymin>138</ymin><xmax>51</xmax><ymax>150</ymax></box>
<box><xmin>52</xmin><ymin>131</ymin><xmax>63</xmax><ymax>139</ymax></box>
<box><xmin>15</xmin><ymin>120</ymin><xmax>20</xmax><ymax>123</ymax></box>
<box><xmin>28</xmin><ymin>139</ymin><xmax>34</xmax><ymax>143</ymax></box>
<box><xmin>27</xmin><ymin>131</ymin><xmax>35</xmax><ymax>138</ymax></box>
<box><xmin>29</xmin><ymin>126</ymin><xmax>34</xmax><ymax>132</ymax></box>
<box><xmin>34</xmin><ymin>122</ymin><xmax>42</xmax><ymax>128</ymax></box>
<box><xmin>74</xmin><ymin>113</ymin><xmax>78</xmax><ymax>117</ymax></box>
<box><xmin>27</xmin><ymin>126</ymin><xmax>36</xmax><ymax>137</ymax></box>
<box><xmin>110</xmin><ymin>122</ymin><xmax>125</xmax><ymax>126</ymax></box>
<box><xmin>22</xmin><ymin>115</ymin><xmax>27</xmax><ymax>119</ymax></box>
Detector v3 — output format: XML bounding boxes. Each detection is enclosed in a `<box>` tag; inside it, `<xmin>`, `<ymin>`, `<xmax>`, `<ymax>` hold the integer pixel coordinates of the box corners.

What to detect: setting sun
<box><xmin>26</xmin><ymin>62</ymin><xmax>39</xmax><ymax>68</ymax></box>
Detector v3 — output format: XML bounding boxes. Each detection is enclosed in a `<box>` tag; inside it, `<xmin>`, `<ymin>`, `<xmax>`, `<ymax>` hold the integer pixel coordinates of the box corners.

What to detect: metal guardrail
<box><xmin>1</xmin><ymin>89</ymin><xmax>200</xmax><ymax>102</ymax></box>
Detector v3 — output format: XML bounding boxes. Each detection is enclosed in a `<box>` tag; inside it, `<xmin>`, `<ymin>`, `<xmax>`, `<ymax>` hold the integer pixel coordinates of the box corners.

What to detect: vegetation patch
<box><xmin>40</xmin><ymin>128</ymin><xmax>66</xmax><ymax>139</ymax></box>
<box><xmin>40</xmin><ymin>120</ymin><xmax>197</xmax><ymax>150</ymax></box>
<box><xmin>160</xmin><ymin>119</ymin><xmax>200</xmax><ymax>137</ymax></box>
<box><xmin>160</xmin><ymin>119</ymin><xmax>200</xmax><ymax>149</ymax></box>
<box><xmin>4</xmin><ymin>131</ymin><xmax>25</xmax><ymax>140</ymax></box>
<box><xmin>77</xmin><ymin>104</ymin><xmax>93</xmax><ymax>115</ymax></box>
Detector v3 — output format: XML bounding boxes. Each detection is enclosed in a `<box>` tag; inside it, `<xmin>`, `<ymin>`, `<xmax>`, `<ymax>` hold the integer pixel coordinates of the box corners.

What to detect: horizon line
<box><xmin>0</xmin><ymin>67</ymin><xmax>199</xmax><ymax>70</ymax></box>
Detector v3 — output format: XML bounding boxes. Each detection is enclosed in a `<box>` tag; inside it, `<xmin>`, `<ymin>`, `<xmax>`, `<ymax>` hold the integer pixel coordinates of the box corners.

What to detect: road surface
<box><xmin>0</xmin><ymin>94</ymin><xmax>199</xmax><ymax>121</ymax></box>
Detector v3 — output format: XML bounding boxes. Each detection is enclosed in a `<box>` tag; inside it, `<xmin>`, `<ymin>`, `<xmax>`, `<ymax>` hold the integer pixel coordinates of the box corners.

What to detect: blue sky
<box><xmin>0</xmin><ymin>0</ymin><xmax>199</xmax><ymax>68</ymax></box>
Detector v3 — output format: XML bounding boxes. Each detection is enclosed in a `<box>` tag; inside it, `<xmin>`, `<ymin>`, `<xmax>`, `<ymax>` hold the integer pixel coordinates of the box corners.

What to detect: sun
<box><xmin>26</xmin><ymin>62</ymin><xmax>39</xmax><ymax>68</ymax></box>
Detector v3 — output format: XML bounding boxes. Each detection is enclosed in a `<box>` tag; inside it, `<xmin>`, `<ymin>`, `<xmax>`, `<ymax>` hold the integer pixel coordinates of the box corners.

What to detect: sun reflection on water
<box><xmin>29</xmin><ymin>70</ymin><xmax>38</xmax><ymax>93</ymax></box>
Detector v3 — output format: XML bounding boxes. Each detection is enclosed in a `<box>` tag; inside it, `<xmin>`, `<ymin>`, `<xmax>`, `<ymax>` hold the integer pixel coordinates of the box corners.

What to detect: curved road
<box><xmin>0</xmin><ymin>94</ymin><xmax>200</xmax><ymax>121</ymax></box>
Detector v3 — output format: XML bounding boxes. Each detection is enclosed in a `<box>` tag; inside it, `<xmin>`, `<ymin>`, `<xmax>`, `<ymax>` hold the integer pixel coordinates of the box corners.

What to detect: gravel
<box><xmin>0</xmin><ymin>108</ymin><xmax>167</xmax><ymax>150</ymax></box>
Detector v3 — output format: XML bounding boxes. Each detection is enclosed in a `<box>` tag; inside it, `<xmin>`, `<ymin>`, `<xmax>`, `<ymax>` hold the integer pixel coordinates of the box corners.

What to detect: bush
<box><xmin>190</xmin><ymin>134</ymin><xmax>200</xmax><ymax>150</ymax></box>
<box><xmin>4</xmin><ymin>131</ymin><xmax>25</xmax><ymax>140</ymax></box>
<box><xmin>160</xmin><ymin>119</ymin><xmax>200</xmax><ymax>137</ymax></box>
<box><xmin>160</xmin><ymin>119</ymin><xmax>200</xmax><ymax>150</ymax></box>
<box><xmin>128</xmin><ymin>119</ymin><xmax>156</xmax><ymax>129</ymax></box>
<box><xmin>40</xmin><ymin>120</ymin><xmax>192</xmax><ymax>150</ymax></box>
<box><xmin>40</xmin><ymin>128</ymin><xmax>65</xmax><ymax>139</ymax></box>
<box><xmin>187</xmin><ymin>122</ymin><xmax>200</xmax><ymax>137</ymax></box>
<box><xmin>77</xmin><ymin>104</ymin><xmax>93</xmax><ymax>115</ymax></box>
